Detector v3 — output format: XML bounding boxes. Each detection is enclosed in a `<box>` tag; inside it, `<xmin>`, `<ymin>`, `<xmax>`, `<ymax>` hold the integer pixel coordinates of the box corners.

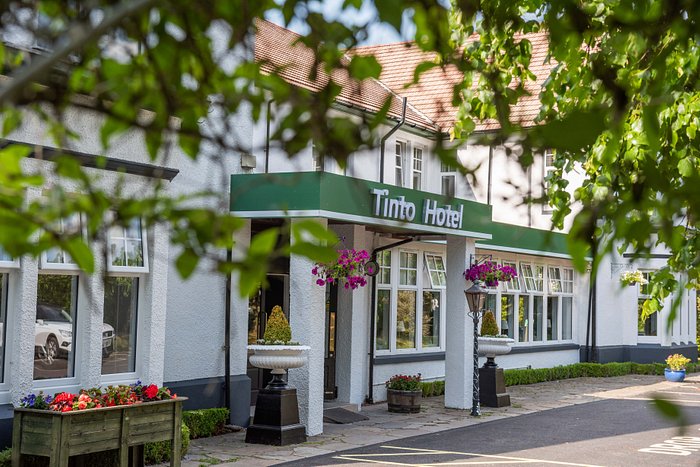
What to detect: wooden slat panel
<box><xmin>69</xmin><ymin>418</ymin><xmax>121</xmax><ymax>435</ymax></box>
<box><xmin>20</xmin><ymin>433</ymin><xmax>52</xmax><ymax>456</ymax></box>
<box><xmin>21</xmin><ymin>418</ymin><xmax>54</xmax><ymax>435</ymax></box>
<box><xmin>130</xmin><ymin>412</ymin><xmax>175</xmax><ymax>427</ymax></box>
<box><xmin>69</xmin><ymin>429</ymin><xmax>120</xmax><ymax>445</ymax></box>
<box><xmin>70</xmin><ymin>410</ymin><xmax>121</xmax><ymax>425</ymax></box>
<box><xmin>129</xmin><ymin>420</ymin><xmax>176</xmax><ymax>437</ymax></box>
<box><xmin>128</xmin><ymin>429</ymin><xmax>172</xmax><ymax>446</ymax></box>
<box><xmin>68</xmin><ymin>437</ymin><xmax>121</xmax><ymax>456</ymax></box>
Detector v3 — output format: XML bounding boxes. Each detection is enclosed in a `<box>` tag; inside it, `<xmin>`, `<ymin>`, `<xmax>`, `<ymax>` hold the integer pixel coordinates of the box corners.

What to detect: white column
<box><xmin>230</xmin><ymin>219</ymin><xmax>251</xmax><ymax>376</ymax></box>
<box><xmin>138</xmin><ymin>221</ymin><xmax>170</xmax><ymax>384</ymax></box>
<box><xmin>444</xmin><ymin>235</ymin><xmax>475</xmax><ymax>409</ymax></box>
<box><xmin>332</xmin><ymin>224</ymin><xmax>368</xmax><ymax>406</ymax></box>
<box><xmin>288</xmin><ymin>218</ymin><xmax>327</xmax><ymax>436</ymax></box>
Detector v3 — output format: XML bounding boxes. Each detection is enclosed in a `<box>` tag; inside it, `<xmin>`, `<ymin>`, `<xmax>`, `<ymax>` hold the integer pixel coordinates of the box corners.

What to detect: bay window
<box><xmin>374</xmin><ymin>249</ymin><xmax>445</xmax><ymax>354</ymax></box>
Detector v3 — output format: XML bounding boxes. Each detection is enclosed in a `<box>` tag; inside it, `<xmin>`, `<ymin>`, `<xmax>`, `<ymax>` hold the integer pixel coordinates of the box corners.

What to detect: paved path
<box><xmin>180</xmin><ymin>374</ymin><xmax>700</xmax><ymax>466</ymax></box>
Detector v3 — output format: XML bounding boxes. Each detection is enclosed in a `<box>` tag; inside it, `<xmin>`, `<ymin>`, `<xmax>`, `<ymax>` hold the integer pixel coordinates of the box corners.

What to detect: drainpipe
<box><xmin>224</xmin><ymin>248</ymin><xmax>232</xmax><ymax>417</ymax></box>
<box><xmin>367</xmin><ymin>237</ymin><xmax>414</xmax><ymax>404</ymax></box>
<box><xmin>379</xmin><ymin>97</ymin><xmax>408</xmax><ymax>183</ymax></box>
<box><xmin>585</xmin><ymin>277</ymin><xmax>593</xmax><ymax>362</ymax></box>
<box><xmin>264</xmin><ymin>99</ymin><xmax>273</xmax><ymax>173</ymax></box>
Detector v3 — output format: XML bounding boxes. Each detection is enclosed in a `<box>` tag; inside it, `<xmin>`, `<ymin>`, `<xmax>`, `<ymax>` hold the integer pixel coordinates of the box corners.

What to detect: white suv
<box><xmin>35</xmin><ymin>304</ymin><xmax>115</xmax><ymax>365</ymax></box>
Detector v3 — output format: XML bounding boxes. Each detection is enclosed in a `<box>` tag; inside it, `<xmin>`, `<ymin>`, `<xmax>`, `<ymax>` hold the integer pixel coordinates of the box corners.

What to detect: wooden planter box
<box><xmin>12</xmin><ymin>397</ymin><xmax>187</xmax><ymax>467</ymax></box>
<box><xmin>387</xmin><ymin>389</ymin><xmax>421</xmax><ymax>413</ymax></box>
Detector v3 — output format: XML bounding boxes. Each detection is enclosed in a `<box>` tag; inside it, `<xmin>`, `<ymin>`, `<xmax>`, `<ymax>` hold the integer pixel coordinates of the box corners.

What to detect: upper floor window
<box><xmin>441</xmin><ymin>162</ymin><xmax>455</xmax><ymax>197</ymax></box>
<box><xmin>312</xmin><ymin>145</ymin><xmax>324</xmax><ymax>172</ymax></box>
<box><xmin>395</xmin><ymin>141</ymin><xmax>406</xmax><ymax>187</ymax></box>
<box><xmin>0</xmin><ymin>247</ymin><xmax>19</xmax><ymax>268</ymax></box>
<box><xmin>543</xmin><ymin>149</ymin><xmax>556</xmax><ymax>212</ymax></box>
<box><xmin>377</xmin><ymin>250</ymin><xmax>391</xmax><ymax>286</ymax></box>
<box><xmin>108</xmin><ymin>216</ymin><xmax>149</xmax><ymax>273</ymax></box>
<box><xmin>41</xmin><ymin>213</ymin><xmax>82</xmax><ymax>271</ymax></box>
<box><xmin>501</xmin><ymin>260</ymin><xmax>521</xmax><ymax>292</ymax></box>
<box><xmin>399</xmin><ymin>251</ymin><xmax>418</xmax><ymax>286</ymax></box>
<box><xmin>412</xmin><ymin>147</ymin><xmax>423</xmax><ymax>190</ymax></box>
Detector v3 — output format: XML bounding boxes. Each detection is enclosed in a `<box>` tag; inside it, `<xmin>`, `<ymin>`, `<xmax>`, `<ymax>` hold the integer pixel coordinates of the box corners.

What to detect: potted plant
<box><xmin>246</xmin><ymin>305</ymin><xmax>309</xmax><ymax>446</ymax></box>
<box><xmin>386</xmin><ymin>374</ymin><xmax>422</xmax><ymax>413</ymax></box>
<box><xmin>248</xmin><ymin>305</ymin><xmax>309</xmax><ymax>386</ymax></box>
<box><xmin>620</xmin><ymin>270</ymin><xmax>648</xmax><ymax>286</ymax></box>
<box><xmin>464</xmin><ymin>261</ymin><xmax>517</xmax><ymax>287</ymax></box>
<box><xmin>477</xmin><ymin>310</ymin><xmax>515</xmax><ymax>365</ymax></box>
<box><xmin>312</xmin><ymin>249</ymin><xmax>372</xmax><ymax>290</ymax></box>
<box><xmin>665</xmin><ymin>353</ymin><xmax>691</xmax><ymax>382</ymax></box>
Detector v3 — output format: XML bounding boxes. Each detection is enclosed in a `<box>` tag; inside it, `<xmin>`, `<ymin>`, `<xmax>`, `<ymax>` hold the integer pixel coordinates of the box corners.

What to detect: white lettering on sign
<box><xmin>639</xmin><ymin>436</ymin><xmax>700</xmax><ymax>456</ymax></box>
<box><xmin>371</xmin><ymin>189</ymin><xmax>463</xmax><ymax>229</ymax></box>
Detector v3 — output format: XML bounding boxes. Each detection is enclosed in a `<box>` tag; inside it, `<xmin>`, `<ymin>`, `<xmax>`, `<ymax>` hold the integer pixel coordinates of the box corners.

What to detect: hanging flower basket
<box><xmin>312</xmin><ymin>249</ymin><xmax>372</xmax><ymax>290</ymax></box>
<box><xmin>464</xmin><ymin>261</ymin><xmax>517</xmax><ymax>287</ymax></box>
<box><xmin>620</xmin><ymin>270</ymin><xmax>648</xmax><ymax>286</ymax></box>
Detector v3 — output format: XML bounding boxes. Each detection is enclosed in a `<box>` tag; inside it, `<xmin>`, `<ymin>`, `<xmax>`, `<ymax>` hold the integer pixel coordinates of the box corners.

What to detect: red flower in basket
<box><xmin>144</xmin><ymin>384</ymin><xmax>159</xmax><ymax>400</ymax></box>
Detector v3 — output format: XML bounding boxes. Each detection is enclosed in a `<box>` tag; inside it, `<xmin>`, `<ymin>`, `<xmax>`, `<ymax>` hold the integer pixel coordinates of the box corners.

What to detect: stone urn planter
<box><xmin>246</xmin><ymin>344</ymin><xmax>310</xmax><ymax>446</ymax></box>
<box><xmin>387</xmin><ymin>389</ymin><xmax>422</xmax><ymax>413</ymax></box>
<box><xmin>478</xmin><ymin>336</ymin><xmax>515</xmax><ymax>366</ymax></box>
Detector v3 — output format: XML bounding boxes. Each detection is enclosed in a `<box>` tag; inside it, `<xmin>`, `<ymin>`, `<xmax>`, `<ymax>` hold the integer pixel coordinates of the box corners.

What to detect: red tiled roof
<box><xmin>352</xmin><ymin>32</ymin><xmax>552</xmax><ymax>132</ymax></box>
<box><xmin>255</xmin><ymin>19</ymin><xmax>552</xmax><ymax>134</ymax></box>
<box><xmin>254</xmin><ymin>20</ymin><xmax>438</xmax><ymax>132</ymax></box>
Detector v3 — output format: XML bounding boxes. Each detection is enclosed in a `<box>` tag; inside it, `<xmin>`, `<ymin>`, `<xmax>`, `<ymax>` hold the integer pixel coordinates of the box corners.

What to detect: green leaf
<box><xmin>64</xmin><ymin>238</ymin><xmax>94</xmax><ymax>273</ymax></box>
<box><xmin>533</xmin><ymin>110</ymin><xmax>607</xmax><ymax>152</ymax></box>
<box><xmin>291</xmin><ymin>220</ymin><xmax>338</xmax><ymax>245</ymax></box>
<box><xmin>249</xmin><ymin>228</ymin><xmax>279</xmax><ymax>256</ymax></box>
<box><xmin>678</xmin><ymin>158</ymin><xmax>694</xmax><ymax>177</ymax></box>
<box><xmin>375</xmin><ymin>0</ymin><xmax>404</xmax><ymax>31</ymax></box>
<box><xmin>348</xmin><ymin>55</ymin><xmax>382</xmax><ymax>81</ymax></box>
<box><xmin>175</xmin><ymin>248</ymin><xmax>200</xmax><ymax>279</ymax></box>
<box><xmin>652</xmin><ymin>397</ymin><xmax>687</xmax><ymax>432</ymax></box>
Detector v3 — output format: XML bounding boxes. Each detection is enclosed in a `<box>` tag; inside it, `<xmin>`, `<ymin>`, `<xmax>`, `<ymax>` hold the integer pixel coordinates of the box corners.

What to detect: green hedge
<box><xmin>504</xmin><ymin>362</ymin><xmax>700</xmax><ymax>386</ymax></box>
<box><xmin>182</xmin><ymin>407</ymin><xmax>230</xmax><ymax>439</ymax></box>
<box><xmin>145</xmin><ymin>422</ymin><xmax>190</xmax><ymax>465</ymax></box>
<box><xmin>421</xmin><ymin>380</ymin><xmax>445</xmax><ymax>397</ymax></box>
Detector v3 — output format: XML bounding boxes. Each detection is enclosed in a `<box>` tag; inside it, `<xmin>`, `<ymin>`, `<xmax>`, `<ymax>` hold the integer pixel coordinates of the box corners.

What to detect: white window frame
<box><xmin>637</xmin><ymin>271</ymin><xmax>660</xmax><ymax>343</ymax></box>
<box><xmin>101</xmin><ymin>274</ymin><xmax>141</xmax><ymax>379</ymax></box>
<box><xmin>107</xmin><ymin>216</ymin><xmax>149</xmax><ymax>274</ymax></box>
<box><xmin>312</xmin><ymin>144</ymin><xmax>324</xmax><ymax>172</ymax></box>
<box><xmin>412</xmin><ymin>146</ymin><xmax>423</xmax><ymax>190</ymax></box>
<box><xmin>440</xmin><ymin>161</ymin><xmax>456</xmax><ymax>197</ymax></box>
<box><xmin>0</xmin><ymin>247</ymin><xmax>19</xmax><ymax>268</ymax></box>
<box><xmin>40</xmin><ymin>213</ymin><xmax>84</xmax><ymax>271</ymax></box>
<box><xmin>375</xmin><ymin>249</ymin><xmax>445</xmax><ymax>355</ymax></box>
<box><xmin>501</xmin><ymin>260</ymin><xmax>522</xmax><ymax>292</ymax></box>
<box><xmin>395</xmin><ymin>140</ymin><xmax>406</xmax><ymax>187</ymax></box>
<box><xmin>543</xmin><ymin>149</ymin><xmax>556</xmax><ymax>213</ymax></box>
<box><xmin>424</xmin><ymin>253</ymin><xmax>446</xmax><ymax>289</ymax></box>
<box><xmin>520</xmin><ymin>262</ymin><xmax>544</xmax><ymax>293</ymax></box>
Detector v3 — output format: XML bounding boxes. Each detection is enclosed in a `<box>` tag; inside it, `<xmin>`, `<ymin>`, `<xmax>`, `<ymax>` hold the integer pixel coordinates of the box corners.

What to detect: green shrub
<box><xmin>183</xmin><ymin>407</ymin><xmax>230</xmax><ymax>439</ymax></box>
<box><xmin>420</xmin><ymin>380</ymin><xmax>445</xmax><ymax>397</ymax></box>
<box><xmin>263</xmin><ymin>305</ymin><xmax>292</xmax><ymax>343</ymax></box>
<box><xmin>480</xmin><ymin>311</ymin><xmax>500</xmax><ymax>336</ymax></box>
<box><xmin>145</xmin><ymin>422</ymin><xmax>190</xmax><ymax>465</ymax></box>
<box><xmin>0</xmin><ymin>448</ymin><xmax>10</xmax><ymax>467</ymax></box>
<box><xmin>504</xmin><ymin>361</ymin><xmax>698</xmax><ymax>387</ymax></box>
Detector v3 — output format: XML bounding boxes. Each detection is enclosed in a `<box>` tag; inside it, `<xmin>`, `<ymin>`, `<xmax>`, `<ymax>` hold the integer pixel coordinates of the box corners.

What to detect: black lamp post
<box><xmin>465</xmin><ymin>281</ymin><xmax>488</xmax><ymax>417</ymax></box>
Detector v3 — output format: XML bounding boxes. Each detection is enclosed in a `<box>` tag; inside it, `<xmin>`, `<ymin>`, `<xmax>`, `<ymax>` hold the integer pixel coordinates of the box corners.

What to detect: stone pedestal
<box><xmin>478</xmin><ymin>366</ymin><xmax>511</xmax><ymax>408</ymax></box>
<box><xmin>245</xmin><ymin>385</ymin><xmax>307</xmax><ymax>446</ymax></box>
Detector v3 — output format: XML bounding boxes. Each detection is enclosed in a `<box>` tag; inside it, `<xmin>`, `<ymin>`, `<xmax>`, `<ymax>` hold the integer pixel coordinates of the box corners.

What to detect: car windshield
<box><xmin>36</xmin><ymin>305</ymin><xmax>72</xmax><ymax>323</ymax></box>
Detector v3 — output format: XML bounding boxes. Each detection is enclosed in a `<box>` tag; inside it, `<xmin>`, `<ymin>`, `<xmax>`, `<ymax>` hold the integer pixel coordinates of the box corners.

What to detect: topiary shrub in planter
<box><xmin>480</xmin><ymin>311</ymin><xmax>499</xmax><ymax>336</ymax></box>
<box><xmin>263</xmin><ymin>306</ymin><xmax>292</xmax><ymax>343</ymax></box>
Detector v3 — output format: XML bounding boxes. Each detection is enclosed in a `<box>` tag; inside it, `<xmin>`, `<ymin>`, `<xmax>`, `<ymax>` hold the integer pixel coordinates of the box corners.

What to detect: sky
<box><xmin>264</xmin><ymin>0</ymin><xmax>418</xmax><ymax>46</ymax></box>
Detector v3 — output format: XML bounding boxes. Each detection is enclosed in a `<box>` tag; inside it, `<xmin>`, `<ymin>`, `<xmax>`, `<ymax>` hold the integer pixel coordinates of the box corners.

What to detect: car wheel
<box><xmin>42</xmin><ymin>336</ymin><xmax>59</xmax><ymax>366</ymax></box>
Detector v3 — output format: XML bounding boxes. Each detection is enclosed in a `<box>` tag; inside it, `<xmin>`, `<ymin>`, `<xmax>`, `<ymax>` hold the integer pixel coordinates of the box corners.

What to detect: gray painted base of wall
<box><xmin>165</xmin><ymin>374</ymin><xmax>251</xmax><ymax>427</ymax></box>
<box><xmin>580</xmin><ymin>343</ymin><xmax>699</xmax><ymax>364</ymax></box>
<box><xmin>0</xmin><ymin>404</ymin><xmax>13</xmax><ymax>449</ymax></box>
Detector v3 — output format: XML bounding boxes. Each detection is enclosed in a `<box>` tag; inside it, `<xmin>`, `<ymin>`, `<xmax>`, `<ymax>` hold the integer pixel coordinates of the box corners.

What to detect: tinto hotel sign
<box><xmin>371</xmin><ymin>188</ymin><xmax>464</xmax><ymax>229</ymax></box>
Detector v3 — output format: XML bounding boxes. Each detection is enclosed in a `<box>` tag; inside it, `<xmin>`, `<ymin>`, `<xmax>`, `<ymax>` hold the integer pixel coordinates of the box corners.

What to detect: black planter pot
<box><xmin>387</xmin><ymin>389</ymin><xmax>422</xmax><ymax>413</ymax></box>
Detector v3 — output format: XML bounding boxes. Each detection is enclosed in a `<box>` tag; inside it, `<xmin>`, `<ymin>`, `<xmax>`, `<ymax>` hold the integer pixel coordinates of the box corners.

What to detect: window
<box><xmin>441</xmin><ymin>162</ymin><xmax>455</xmax><ymax>197</ymax></box>
<box><xmin>548</xmin><ymin>266</ymin><xmax>574</xmax><ymax>340</ymax></box>
<box><xmin>424</xmin><ymin>253</ymin><xmax>446</xmax><ymax>288</ymax></box>
<box><xmin>395</xmin><ymin>141</ymin><xmax>406</xmax><ymax>187</ymax></box>
<box><xmin>422</xmin><ymin>291</ymin><xmax>440</xmax><ymax>347</ymax></box>
<box><xmin>378</xmin><ymin>250</ymin><xmax>391</xmax><ymax>286</ymax></box>
<box><xmin>41</xmin><ymin>213</ymin><xmax>82</xmax><ymax>270</ymax></box>
<box><xmin>543</xmin><ymin>149</ymin><xmax>555</xmax><ymax>211</ymax></box>
<box><xmin>520</xmin><ymin>263</ymin><xmax>544</xmax><ymax>292</ymax></box>
<box><xmin>0</xmin><ymin>247</ymin><xmax>19</xmax><ymax>267</ymax></box>
<box><xmin>312</xmin><ymin>145</ymin><xmax>324</xmax><ymax>172</ymax></box>
<box><xmin>399</xmin><ymin>251</ymin><xmax>417</xmax><ymax>286</ymax></box>
<box><xmin>412</xmin><ymin>147</ymin><xmax>423</xmax><ymax>190</ymax></box>
<box><xmin>108</xmin><ymin>216</ymin><xmax>148</xmax><ymax>272</ymax></box>
<box><xmin>638</xmin><ymin>272</ymin><xmax>657</xmax><ymax>337</ymax></box>
<box><xmin>0</xmin><ymin>274</ymin><xmax>7</xmax><ymax>382</ymax></box>
<box><xmin>34</xmin><ymin>275</ymin><xmax>78</xmax><ymax>380</ymax></box>
<box><xmin>519</xmin><ymin>295</ymin><xmax>529</xmax><ymax>342</ymax></box>
<box><xmin>374</xmin><ymin>250</ymin><xmax>444</xmax><ymax>354</ymax></box>
<box><xmin>101</xmin><ymin>277</ymin><xmax>138</xmax><ymax>375</ymax></box>
<box><xmin>533</xmin><ymin>296</ymin><xmax>544</xmax><ymax>341</ymax></box>
<box><xmin>501</xmin><ymin>294</ymin><xmax>515</xmax><ymax>339</ymax></box>
<box><xmin>501</xmin><ymin>261</ymin><xmax>521</xmax><ymax>292</ymax></box>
